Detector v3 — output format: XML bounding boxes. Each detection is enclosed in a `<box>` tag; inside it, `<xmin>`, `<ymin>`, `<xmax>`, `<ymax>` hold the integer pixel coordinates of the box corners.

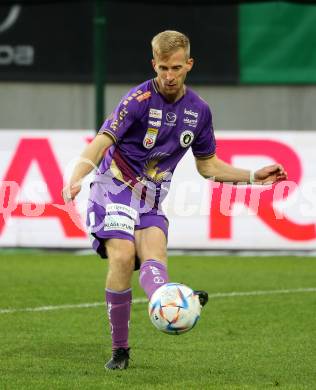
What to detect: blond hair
<box><xmin>151</xmin><ymin>30</ymin><xmax>190</xmax><ymax>60</ymax></box>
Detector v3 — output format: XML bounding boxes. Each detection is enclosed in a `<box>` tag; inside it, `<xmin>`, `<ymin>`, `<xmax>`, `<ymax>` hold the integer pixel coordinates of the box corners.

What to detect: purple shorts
<box><xmin>86</xmin><ymin>179</ymin><xmax>169</xmax><ymax>265</ymax></box>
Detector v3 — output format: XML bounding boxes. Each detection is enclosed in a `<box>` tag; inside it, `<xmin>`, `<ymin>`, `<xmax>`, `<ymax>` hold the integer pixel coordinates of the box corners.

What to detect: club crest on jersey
<box><xmin>143</xmin><ymin>128</ymin><xmax>158</xmax><ymax>149</ymax></box>
<box><xmin>180</xmin><ymin>130</ymin><xmax>194</xmax><ymax>148</ymax></box>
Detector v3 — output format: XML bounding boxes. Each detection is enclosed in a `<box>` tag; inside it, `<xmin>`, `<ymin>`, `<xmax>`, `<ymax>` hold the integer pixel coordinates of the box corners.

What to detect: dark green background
<box><xmin>240</xmin><ymin>3</ymin><xmax>316</xmax><ymax>83</ymax></box>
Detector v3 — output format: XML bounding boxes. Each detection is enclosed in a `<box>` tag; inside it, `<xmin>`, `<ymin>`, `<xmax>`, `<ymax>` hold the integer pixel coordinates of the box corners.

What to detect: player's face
<box><xmin>152</xmin><ymin>48</ymin><xmax>193</xmax><ymax>102</ymax></box>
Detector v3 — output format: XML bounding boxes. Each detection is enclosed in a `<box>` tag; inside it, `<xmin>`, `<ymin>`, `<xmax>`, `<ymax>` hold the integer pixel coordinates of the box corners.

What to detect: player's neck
<box><xmin>155</xmin><ymin>78</ymin><xmax>186</xmax><ymax>103</ymax></box>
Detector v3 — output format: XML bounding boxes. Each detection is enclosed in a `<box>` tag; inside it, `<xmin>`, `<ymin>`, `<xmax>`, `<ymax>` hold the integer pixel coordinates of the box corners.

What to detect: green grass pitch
<box><xmin>0</xmin><ymin>251</ymin><xmax>315</xmax><ymax>389</ymax></box>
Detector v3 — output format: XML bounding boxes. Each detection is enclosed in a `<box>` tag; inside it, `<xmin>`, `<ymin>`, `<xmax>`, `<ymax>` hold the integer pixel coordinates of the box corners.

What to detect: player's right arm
<box><xmin>62</xmin><ymin>133</ymin><xmax>114</xmax><ymax>202</ymax></box>
<box><xmin>62</xmin><ymin>85</ymin><xmax>147</xmax><ymax>202</ymax></box>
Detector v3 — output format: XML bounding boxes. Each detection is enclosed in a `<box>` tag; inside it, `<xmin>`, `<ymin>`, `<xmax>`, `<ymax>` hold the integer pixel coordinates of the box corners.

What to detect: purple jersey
<box><xmin>96</xmin><ymin>79</ymin><xmax>216</xmax><ymax>204</ymax></box>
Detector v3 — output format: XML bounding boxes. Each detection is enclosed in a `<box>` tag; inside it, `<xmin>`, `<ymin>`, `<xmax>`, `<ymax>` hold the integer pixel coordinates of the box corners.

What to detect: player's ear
<box><xmin>152</xmin><ymin>59</ymin><xmax>157</xmax><ymax>73</ymax></box>
<box><xmin>186</xmin><ymin>57</ymin><xmax>194</xmax><ymax>72</ymax></box>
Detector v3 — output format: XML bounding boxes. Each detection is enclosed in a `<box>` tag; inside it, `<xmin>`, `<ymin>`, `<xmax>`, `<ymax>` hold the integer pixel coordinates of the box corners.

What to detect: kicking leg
<box><xmin>135</xmin><ymin>227</ymin><xmax>208</xmax><ymax>307</ymax></box>
<box><xmin>135</xmin><ymin>227</ymin><xmax>169</xmax><ymax>299</ymax></box>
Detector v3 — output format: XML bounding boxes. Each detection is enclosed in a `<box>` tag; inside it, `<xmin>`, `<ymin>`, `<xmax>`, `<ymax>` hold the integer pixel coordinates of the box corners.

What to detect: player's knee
<box><xmin>119</xmin><ymin>253</ymin><xmax>135</xmax><ymax>270</ymax></box>
<box><xmin>109</xmin><ymin>249</ymin><xmax>135</xmax><ymax>272</ymax></box>
<box><xmin>106</xmin><ymin>239</ymin><xmax>135</xmax><ymax>270</ymax></box>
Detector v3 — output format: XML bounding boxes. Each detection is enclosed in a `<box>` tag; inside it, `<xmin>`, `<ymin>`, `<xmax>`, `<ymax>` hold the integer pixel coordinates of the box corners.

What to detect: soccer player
<box><xmin>62</xmin><ymin>30</ymin><xmax>287</xmax><ymax>370</ymax></box>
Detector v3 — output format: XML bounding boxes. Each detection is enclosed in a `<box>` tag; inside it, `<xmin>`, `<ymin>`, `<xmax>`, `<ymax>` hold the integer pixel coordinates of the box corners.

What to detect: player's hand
<box><xmin>62</xmin><ymin>183</ymin><xmax>82</xmax><ymax>203</ymax></box>
<box><xmin>254</xmin><ymin>164</ymin><xmax>287</xmax><ymax>184</ymax></box>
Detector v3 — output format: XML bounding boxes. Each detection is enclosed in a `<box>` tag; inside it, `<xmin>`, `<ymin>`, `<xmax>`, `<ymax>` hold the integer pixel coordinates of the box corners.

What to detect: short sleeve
<box><xmin>98</xmin><ymin>90</ymin><xmax>145</xmax><ymax>143</ymax></box>
<box><xmin>191</xmin><ymin>106</ymin><xmax>216</xmax><ymax>158</ymax></box>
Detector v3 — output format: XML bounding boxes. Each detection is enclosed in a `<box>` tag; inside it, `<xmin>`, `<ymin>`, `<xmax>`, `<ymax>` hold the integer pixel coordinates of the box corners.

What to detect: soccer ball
<box><xmin>148</xmin><ymin>283</ymin><xmax>201</xmax><ymax>335</ymax></box>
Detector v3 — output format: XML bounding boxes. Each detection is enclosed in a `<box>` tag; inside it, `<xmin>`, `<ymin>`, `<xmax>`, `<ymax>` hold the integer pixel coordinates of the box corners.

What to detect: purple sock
<box><xmin>105</xmin><ymin>288</ymin><xmax>132</xmax><ymax>350</ymax></box>
<box><xmin>139</xmin><ymin>259</ymin><xmax>169</xmax><ymax>299</ymax></box>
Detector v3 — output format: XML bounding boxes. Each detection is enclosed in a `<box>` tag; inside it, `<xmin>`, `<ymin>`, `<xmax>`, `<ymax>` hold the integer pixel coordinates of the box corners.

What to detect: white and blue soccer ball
<box><xmin>148</xmin><ymin>283</ymin><xmax>201</xmax><ymax>335</ymax></box>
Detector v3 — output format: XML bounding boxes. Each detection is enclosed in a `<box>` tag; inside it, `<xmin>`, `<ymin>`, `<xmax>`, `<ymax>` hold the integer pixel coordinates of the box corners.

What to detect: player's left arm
<box><xmin>195</xmin><ymin>154</ymin><xmax>287</xmax><ymax>184</ymax></box>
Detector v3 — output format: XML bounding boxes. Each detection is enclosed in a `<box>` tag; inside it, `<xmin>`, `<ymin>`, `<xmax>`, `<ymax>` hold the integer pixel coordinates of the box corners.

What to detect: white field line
<box><xmin>1</xmin><ymin>287</ymin><xmax>316</xmax><ymax>315</ymax></box>
<box><xmin>0</xmin><ymin>298</ymin><xmax>146</xmax><ymax>315</ymax></box>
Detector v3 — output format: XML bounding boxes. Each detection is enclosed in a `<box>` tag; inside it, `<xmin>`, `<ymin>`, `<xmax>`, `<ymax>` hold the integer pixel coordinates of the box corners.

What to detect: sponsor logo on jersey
<box><xmin>148</xmin><ymin>119</ymin><xmax>161</xmax><ymax>127</ymax></box>
<box><xmin>184</xmin><ymin>108</ymin><xmax>198</xmax><ymax>118</ymax></box>
<box><xmin>136</xmin><ymin>91</ymin><xmax>151</xmax><ymax>102</ymax></box>
<box><xmin>180</xmin><ymin>130</ymin><xmax>194</xmax><ymax>148</ymax></box>
<box><xmin>123</xmin><ymin>91</ymin><xmax>142</xmax><ymax>106</ymax></box>
<box><xmin>109</xmin><ymin>107</ymin><xmax>128</xmax><ymax>131</ymax></box>
<box><xmin>143</xmin><ymin>128</ymin><xmax>159</xmax><ymax>149</ymax></box>
<box><xmin>183</xmin><ymin>117</ymin><xmax>198</xmax><ymax>127</ymax></box>
<box><xmin>106</xmin><ymin>203</ymin><xmax>138</xmax><ymax>220</ymax></box>
<box><xmin>164</xmin><ymin>112</ymin><xmax>177</xmax><ymax>127</ymax></box>
<box><xmin>110</xmin><ymin>120</ymin><xmax>119</xmax><ymax>131</ymax></box>
<box><xmin>149</xmin><ymin>108</ymin><xmax>162</xmax><ymax>119</ymax></box>
<box><xmin>104</xmin><ymin>215</ymin><xmax>134</xmax><ymax>234</ymax></box>
<box><xmin>166</xmin><ymin>112</ymin><xmax>177</xmax><ymax>123</ymax></box>
<box><xmin>118</xmin><ymin>107</ymin><xmax>128</xmax><ymax>120</ymax></box>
